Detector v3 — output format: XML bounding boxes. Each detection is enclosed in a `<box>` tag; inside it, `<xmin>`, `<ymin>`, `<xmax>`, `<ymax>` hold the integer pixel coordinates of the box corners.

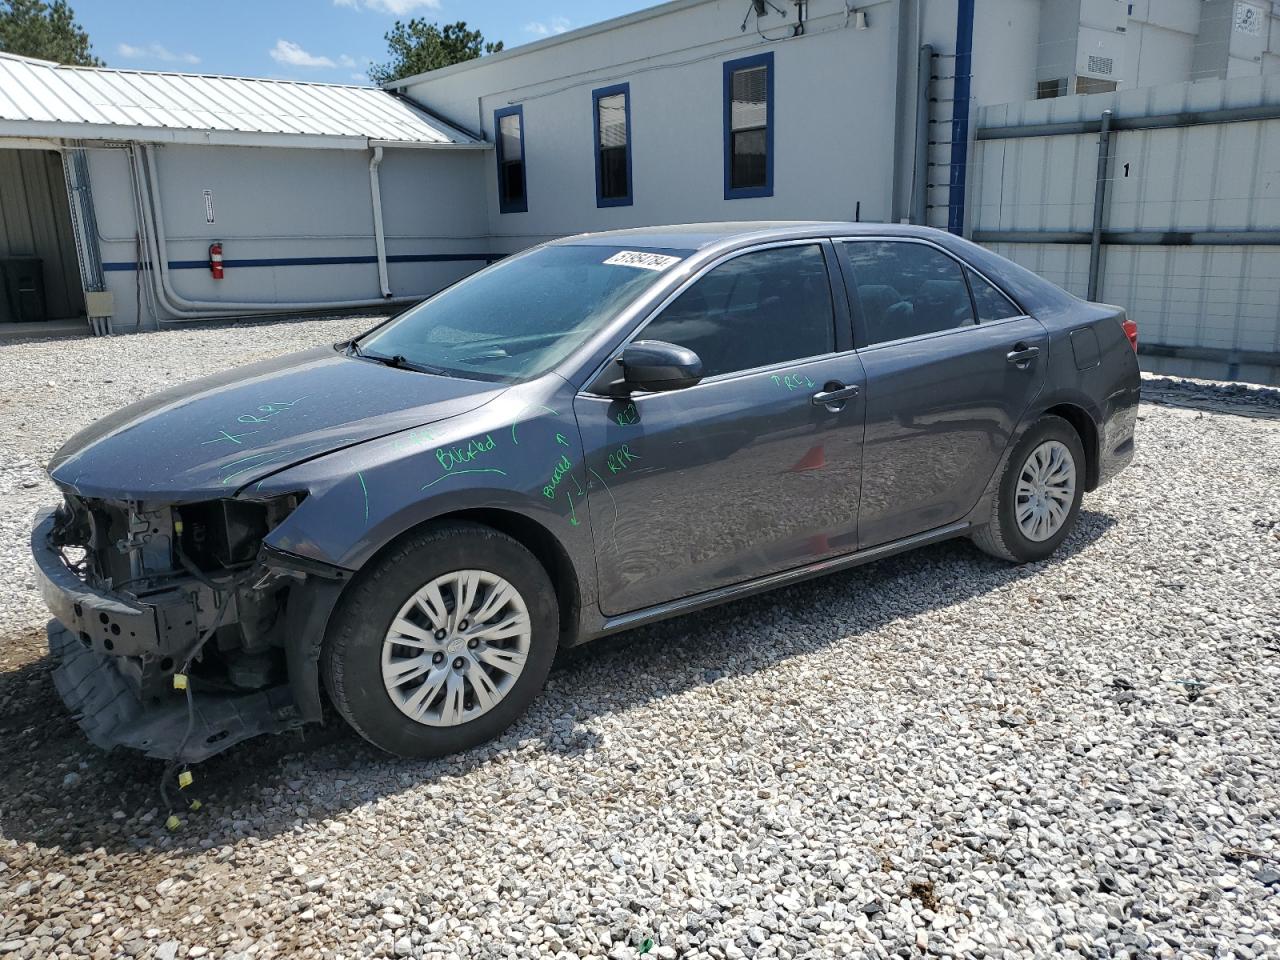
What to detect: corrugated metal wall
<box><xmin>970</xmin><ymin>75</ymin><xmax>1280</xmax><ymax>384</ymax></box>
<box><xmin>0</xmin><ymin>148</ymin><xmax>84</xmax><ymax>321</ymax></box>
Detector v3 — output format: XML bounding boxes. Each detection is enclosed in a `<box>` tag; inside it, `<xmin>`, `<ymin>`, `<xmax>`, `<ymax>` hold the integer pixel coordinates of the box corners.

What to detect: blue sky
<box><xmin>72</xmin><ymin>0</ymin><xmax>654</xmax><ymax>83</ymax></box>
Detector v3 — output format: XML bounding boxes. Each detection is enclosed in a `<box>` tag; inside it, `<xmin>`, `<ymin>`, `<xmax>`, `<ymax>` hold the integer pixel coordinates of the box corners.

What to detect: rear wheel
<box><xmin>322</xmin><ymin>522</ymin><xmax>558</xmax><ymax>758</ymax></box>
<box><xmin>972</xmin><ymin>415</ymin><xmax>1085</xmax><ymax>563</ymax></box>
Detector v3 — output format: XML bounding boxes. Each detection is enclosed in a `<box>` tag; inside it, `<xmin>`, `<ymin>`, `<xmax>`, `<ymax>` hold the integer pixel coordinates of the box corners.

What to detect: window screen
<box><xmin>495</xmin><ymin>108</ymin><xmax>526</xmax><ymax>213</ymax></box>
<box><xmin>966</xmin><ymin>268</ymin><xmax>1022</xmax><ymax>322</ymax></box>
<box><xmin>641</xmin><ymin>244</ymin><xmax>834</xmax><ymax>378</ymax></box>
<box><xmin>594</xmin><ymin>88</ymin><xmax>630</xmax><ymax>204</ymax></box>
<box><xmin>724</xmin><ymin>54</ymin><xmax>772</xmax><ymax>196</ymax></box>
<box><xmin>840</xmin><ymin>241</ymin><xmax>976</xmax><ymax>345</ymax></box>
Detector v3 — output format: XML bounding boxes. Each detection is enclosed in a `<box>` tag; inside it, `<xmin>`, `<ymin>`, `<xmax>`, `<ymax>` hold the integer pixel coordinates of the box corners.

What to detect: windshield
<box><xmin>356</xmin><ymin>244</ymin><xmax>691</xmax><ymax>382</ymax></box>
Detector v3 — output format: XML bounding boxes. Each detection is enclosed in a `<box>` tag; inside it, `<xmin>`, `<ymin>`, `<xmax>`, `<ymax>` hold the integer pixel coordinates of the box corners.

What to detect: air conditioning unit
<box><xmin>1035</xmin><ymin>0</ymin><xmax>1128</xmax><ymax>96</ymax></box>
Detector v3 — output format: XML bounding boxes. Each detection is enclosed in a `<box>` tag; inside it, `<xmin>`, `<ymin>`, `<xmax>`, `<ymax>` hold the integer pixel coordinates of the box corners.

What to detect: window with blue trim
<box><xmin>723</xmin><ymin>52</ymin><xmax>773</xmax><ymax>199</ymax></box>
<box><xmin>592</xmin><ymin>83</ymin><xmax>632</xmax><ymax>207</ymax></box>
<box><xmin>494</xmin><ymin>105</ymin><xmax>527</xmax><ymax>214</ymax></box>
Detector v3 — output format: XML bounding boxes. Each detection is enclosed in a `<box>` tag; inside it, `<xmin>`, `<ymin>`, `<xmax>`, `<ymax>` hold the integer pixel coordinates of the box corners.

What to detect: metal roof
<box><xmin>0</xmin><ymin>52</ymin><xmax>483</xmax><ymax>150</ymax></box>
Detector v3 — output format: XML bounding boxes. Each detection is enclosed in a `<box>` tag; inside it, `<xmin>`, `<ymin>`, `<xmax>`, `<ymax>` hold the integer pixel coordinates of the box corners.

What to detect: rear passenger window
<box><xmin>840</xmin><ymin>241</ymin><xmax>975</xmax><ymax>345</ymax></box>
<box><xmin>641</xmin><ymin>244</ymin><xmax>834</xmax><ymax>378</ymax></box>
<box><xmin>967</xmin><ymin>268</ymin><xmax>1021</xmax><ymax>321</ymax></box>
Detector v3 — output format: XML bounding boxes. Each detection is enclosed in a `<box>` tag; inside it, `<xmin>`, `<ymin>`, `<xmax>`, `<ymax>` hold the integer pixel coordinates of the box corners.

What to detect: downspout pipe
<box><xmin>369</xmin><ymin>146</ymin><xmax>393</xmax><ymax>299</ymax></box>
<box><xmin>911</xmin><ymin>43</ymin><xmax>934</xmax><ymax>225</ymax></box>
<box><xmin>138</xmin><ymin>144</ymin><xmax>420</xmax><ymax>321</ymax></box>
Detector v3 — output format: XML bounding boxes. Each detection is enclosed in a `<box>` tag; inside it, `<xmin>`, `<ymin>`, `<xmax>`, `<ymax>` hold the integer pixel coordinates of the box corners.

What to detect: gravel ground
<box><xmin>1</xmin><ymin>318</ymin><xmax>1278</xmax><ymax>960</ymax></box>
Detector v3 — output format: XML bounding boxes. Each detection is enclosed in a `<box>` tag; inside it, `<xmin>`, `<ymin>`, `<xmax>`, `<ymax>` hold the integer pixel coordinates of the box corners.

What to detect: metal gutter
<box><xmin>0</xmin><ymin>130</ymin><xmax>490</xmax><ymax>152</ymax></box>
<box><xmin>0</xmin><ymin>121</ymin><xmax>374</xmax><ymax>150</ymax></box>
<box><xmin>366</xmin><ymin>138</ymin><xmax>491</xmax><ymax>150</ymax></box>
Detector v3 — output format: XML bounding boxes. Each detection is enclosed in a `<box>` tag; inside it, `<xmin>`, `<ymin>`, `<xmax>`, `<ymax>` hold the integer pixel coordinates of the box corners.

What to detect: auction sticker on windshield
<box><xmin>603</xmin><ymin>250</ymin><xmax>682</xmax><ymax>271</ymax></box>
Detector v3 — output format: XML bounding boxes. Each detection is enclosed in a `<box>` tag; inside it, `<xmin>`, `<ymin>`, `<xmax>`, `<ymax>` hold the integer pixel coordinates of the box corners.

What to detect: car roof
<box><xmin>551</xmin><ymin>221</ymin><xmax>949</xmax><ymax>251</ymax></box>
<box><xmin>549</xmin><ymin>220</ymin><xmax>1082</xmax><ymax>319</ymax></box>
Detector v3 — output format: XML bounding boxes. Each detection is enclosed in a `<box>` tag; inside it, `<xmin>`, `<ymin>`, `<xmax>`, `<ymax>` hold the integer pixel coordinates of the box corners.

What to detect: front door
<box><xmin>574</xmin><ymin>241</ymin><xmax>867</xmax><ymax>616</ymax></box>
<box><xmin>834</xmin><ymin>239</ymin><xmax>1049</xmax><ymax>549</ymax></box>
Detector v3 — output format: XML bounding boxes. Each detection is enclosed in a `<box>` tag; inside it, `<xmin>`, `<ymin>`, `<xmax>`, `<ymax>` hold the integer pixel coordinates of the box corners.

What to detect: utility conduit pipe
<box><xmin>138</xmin><ymin>144</ymin><xmax>420</xmax><ymax>321</ymax></box>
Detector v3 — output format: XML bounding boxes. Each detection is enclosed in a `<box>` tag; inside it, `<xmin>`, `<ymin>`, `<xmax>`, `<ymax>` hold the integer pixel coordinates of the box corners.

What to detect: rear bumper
<box><xmin>1096</xmin><ymin>377</ymin><xmax>1141</xmax><ymax>488</ymax></box>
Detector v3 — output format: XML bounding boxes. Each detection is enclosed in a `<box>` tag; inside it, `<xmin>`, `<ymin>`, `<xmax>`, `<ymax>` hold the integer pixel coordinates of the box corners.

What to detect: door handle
<box><xmin>1007</xmin><ymin>344</ymin><xmax>1041</xmax><ymax>366</ymax></box>
<box><xmin>811</xmin><ymin>384</ymin><xmax>860</xmax><ymax>407</ymax></box>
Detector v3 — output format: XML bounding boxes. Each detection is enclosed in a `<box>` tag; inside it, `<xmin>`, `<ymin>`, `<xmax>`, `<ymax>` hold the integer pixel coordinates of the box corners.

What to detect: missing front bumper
<box><xmin>33</xmin><ymin>504</ymin><xmax>352</xmax><ymax>761</ymax></box>
<box><xmin>47</xmin><ymin>620</ymin><xmax>295</xmax><ymax>762</ymax></box>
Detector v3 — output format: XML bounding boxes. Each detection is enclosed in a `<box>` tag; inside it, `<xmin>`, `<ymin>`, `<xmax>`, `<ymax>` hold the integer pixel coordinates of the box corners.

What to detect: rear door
<box><xmin>834</xmin><ymin>238</ymin><xmax>1048</xmax><ymax>549</ymax></box>
<box><xmin>574</xmin><ymin>241</ymin><xmax>867</xmax><ymax>616</ymax></box>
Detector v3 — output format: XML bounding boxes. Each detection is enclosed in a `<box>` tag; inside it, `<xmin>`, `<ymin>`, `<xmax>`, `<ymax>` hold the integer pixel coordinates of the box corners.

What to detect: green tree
<box><xmin>0</xmin><ymin>0</ymin><xmax>101</xmax><ymax>66</ymax></box>
<box><xmin>368</xmin><ymin>20</ymin><xmax>502</xmax><ymax>85</ymax></box>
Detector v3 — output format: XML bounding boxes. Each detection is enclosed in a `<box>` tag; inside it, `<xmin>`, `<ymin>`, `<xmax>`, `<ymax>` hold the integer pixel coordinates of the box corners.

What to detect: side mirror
<box><xmin>618</xmin><ymin>340</ymin><xmax>703</xmax><ymax>392</ymax></box>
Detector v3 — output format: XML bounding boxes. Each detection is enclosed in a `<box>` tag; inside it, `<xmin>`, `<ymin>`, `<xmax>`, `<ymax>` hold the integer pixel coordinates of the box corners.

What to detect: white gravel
<box><xmin>1</xmin><ymin>318</ymin><xmax>1278</xmax><ymax>960</ymax></box>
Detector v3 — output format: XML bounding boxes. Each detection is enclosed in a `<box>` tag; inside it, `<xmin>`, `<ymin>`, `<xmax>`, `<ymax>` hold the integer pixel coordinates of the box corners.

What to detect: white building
<box><xmin>0</xmin><ymin>52</ymin><xmax>492</xmax><ymax>332</ymax></box>
<box><xmin>2</xmin><ymin>0</ymin><xmax>1278</xmax><ymax>382</ymax></box>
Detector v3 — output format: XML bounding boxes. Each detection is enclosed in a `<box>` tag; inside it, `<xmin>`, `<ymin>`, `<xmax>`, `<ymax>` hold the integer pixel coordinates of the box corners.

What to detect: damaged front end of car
<box><xmin>33</xmin><ymin>490</ymin><xmax>349</xmax><ymax>762</ymax></box>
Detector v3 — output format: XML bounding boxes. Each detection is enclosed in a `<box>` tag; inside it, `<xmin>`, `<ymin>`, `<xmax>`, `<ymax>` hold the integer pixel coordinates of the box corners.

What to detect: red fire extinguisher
<box><xmin>209</xmin><ymin>241</ymin><xmax>224</xmax><ymax>280</ymax></box>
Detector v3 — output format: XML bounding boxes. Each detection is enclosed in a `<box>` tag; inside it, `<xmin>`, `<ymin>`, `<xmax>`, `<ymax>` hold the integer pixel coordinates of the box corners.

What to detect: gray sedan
<box><xmin>33</xmin><ymin>222</ymin><xmax>1140</xmax><ymax>761</ymax></box>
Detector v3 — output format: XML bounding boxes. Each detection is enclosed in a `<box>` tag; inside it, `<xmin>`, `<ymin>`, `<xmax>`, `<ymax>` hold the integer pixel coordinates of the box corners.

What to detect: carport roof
<box><xmin>0</xmin><ymin>52</ymin><xmax>484</xmax><ymax>150</ymax></box>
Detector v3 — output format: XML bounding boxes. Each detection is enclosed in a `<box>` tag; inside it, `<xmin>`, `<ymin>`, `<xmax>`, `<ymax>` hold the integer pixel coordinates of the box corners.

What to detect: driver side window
<box><xmin>640</xmin><ymin>244</ymin><xmax>835</xmax><ymax>379</ymax></box>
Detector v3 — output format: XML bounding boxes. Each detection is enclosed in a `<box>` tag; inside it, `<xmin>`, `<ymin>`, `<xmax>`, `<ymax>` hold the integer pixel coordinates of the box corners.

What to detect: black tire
<box><xmin>322</xmin><ymin>521</ymin><xmax>558</xmax><ymax>759</ymax></box>
<box><xmin>971</xmin><ymin>414</ymin><xmax>1086</xmax><ymax>564</ymax></box>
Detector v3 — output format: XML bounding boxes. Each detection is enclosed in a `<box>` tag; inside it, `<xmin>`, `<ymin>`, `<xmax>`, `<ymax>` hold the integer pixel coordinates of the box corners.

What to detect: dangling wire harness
<box><xmin>157</xmin><ymin>552</ymin><xmax>257</xmax><ymax>826</ymax></box>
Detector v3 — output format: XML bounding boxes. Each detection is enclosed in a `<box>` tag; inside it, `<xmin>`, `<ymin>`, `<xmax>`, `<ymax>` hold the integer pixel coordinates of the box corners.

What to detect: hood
<box><xmin>50</xmin><ymin>346</ymin><xmax>505</xmax><ymax>501</ymax></box>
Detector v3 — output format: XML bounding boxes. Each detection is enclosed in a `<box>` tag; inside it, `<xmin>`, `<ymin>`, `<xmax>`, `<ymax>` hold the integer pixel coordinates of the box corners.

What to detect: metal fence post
<box><xmin>1087</xmin><ymin>109</ymin><xmax>1113</xmax><ymax>301</ymax></box>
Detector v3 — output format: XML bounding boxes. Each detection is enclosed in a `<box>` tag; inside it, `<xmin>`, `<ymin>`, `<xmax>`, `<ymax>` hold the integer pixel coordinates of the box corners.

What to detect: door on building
<box><xmin>0</xmin><ymin>149</ymin><xmax>85</xmax><ymax>323</ymax></box>
<box><xmin>833</xmin><ymin>238</ymin><xmax>1049</xmax><ymax>549</ymax></box>
<box><xmin>575</xmin><ymin>241</ymin><xmax>867</xmax><ymax>616</ymax></box>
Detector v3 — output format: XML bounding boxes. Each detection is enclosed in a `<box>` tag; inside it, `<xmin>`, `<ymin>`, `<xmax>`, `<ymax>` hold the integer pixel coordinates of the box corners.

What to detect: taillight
<box><xmin>1121</xmin><ymin>318</ymin><xmax>1138</xmax><ymax>352</ymax></box>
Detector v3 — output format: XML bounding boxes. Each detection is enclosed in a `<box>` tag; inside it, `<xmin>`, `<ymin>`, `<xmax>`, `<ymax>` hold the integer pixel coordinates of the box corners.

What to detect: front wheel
<box><xmin>322</xmin><ymin>522</ymin><xmax>558</xmax><ymax>759</ymax></box>
<box><xmin>971</xmin><ymin>414</ymin><xmax>1085</xmax><ymax>563</ymax></box>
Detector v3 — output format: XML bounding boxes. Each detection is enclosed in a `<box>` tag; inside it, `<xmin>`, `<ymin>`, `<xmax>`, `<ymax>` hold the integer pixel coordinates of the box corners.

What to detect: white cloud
<box><xmin>116</xmin><ymin>41</ymin><xmax>200</xmax><ymax>65</ymax></box>
<box><xmin>269</xmin><ymin>39</ymin><xmax>336</xmax><ymax>68</ymax></box>
<box><xmin>524</xmin><ymin>17</ymin><xmax>571</xmax><ymax>38</ymax></box>
<box><xmin>333</xmin><ymin>0</ymin><xmax>441</xmax><ymax>13</ymax></box>
<box><xmin>350</xmin><ymin>72</ymin><xmax>370</xmax><ymax>83</ymax></box>
<box><xmin>338</xmin><ymin>54</ymin><xmax>358</xmax><ymax>67</ymax></box>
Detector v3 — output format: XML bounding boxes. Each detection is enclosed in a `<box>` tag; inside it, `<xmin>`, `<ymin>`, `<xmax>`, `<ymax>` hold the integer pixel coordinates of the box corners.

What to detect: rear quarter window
<box><xmin>966</xmin><ymin>268</ymin><xmax>1022</xmax><ymax>321</ymax></box>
